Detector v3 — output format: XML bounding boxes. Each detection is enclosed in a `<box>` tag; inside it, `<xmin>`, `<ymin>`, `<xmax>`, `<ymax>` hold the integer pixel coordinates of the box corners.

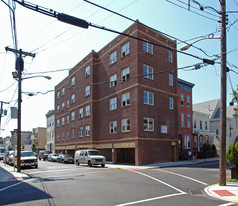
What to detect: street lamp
<box><xmin>180</xmin><ymin>34</ymin><xmax>221</xmax><ymax>51</ymax></box>
<box><xmin>12</xmin><ymin>71</ymin><xmax>51</xmax><ymax>172</ymax></box>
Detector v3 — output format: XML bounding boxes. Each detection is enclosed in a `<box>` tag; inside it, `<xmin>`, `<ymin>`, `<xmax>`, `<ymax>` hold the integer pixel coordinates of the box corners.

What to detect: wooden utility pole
<box><xmin>5</xmin><ymin>47</ymin><xmax>35</xmax><ymax>172</ymax></box>
<box><xmin>219</xmin><ymin>0</ymin><xmax>227</xmax><ymax>186</ymax></box>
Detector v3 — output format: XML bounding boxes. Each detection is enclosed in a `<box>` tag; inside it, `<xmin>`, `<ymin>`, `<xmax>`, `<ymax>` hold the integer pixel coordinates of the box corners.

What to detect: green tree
<box><xmin>21</xmin><ymin>144</ymin><xmax>25</xmax><ymax>150</ymax></box>
<box><xmin>231</xmin><ymin>85</ymin><xmax>238</xmax><ymax>105</ymax></box>
<box><xmin>226</xmin><ymin>141</ymin><xmax>238</xmax><ymax>167</ymax></box>
<box><xmin>31</xmin><ymin>142</ymin><xmax>38</xmax><ymax>153</ymax></box>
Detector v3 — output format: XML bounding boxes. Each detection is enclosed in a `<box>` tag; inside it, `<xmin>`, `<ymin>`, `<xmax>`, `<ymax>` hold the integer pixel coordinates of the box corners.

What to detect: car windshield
<box><xmin>65</xmin><ymin>154</ymin><xmax>72</xmax><ymax>158</ymax></box>
<box><xmin>44</xmin><ymin>151</ymin><xmax>50</xmax><ymax>154</ymax></box>
<box><xmin>88</xmin><ymin>151</ymin><xmax>100</xmax><ymax>156</ymax></box>
<box><xmin>21</xmin><ymin>152</ymin><xmax>34</xmax><ymax>157</ymax></box>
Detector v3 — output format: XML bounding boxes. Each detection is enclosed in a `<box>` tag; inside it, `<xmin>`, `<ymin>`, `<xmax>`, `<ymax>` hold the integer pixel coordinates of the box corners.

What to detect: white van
<box><xmin>74</xmin><ymin>149</ymin><xmax>106</xmax><ymax>167</ymax></box>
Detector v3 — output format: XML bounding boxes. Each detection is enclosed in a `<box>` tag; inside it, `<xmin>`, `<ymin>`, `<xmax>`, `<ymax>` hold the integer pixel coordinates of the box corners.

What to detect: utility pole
<box><xmin>5</xmin><ymin>47</ymin><xmax>35</xmax><ymax>172</ymax></box>
<box><xmin>0</xmin><ymin>101</ymin><xmax>9</xmax><ymax>130</ymax></box>
<box><xmin>219</xmin><ymin>0</ymin><xmax>227</xmax><ymax>186</ymax></box>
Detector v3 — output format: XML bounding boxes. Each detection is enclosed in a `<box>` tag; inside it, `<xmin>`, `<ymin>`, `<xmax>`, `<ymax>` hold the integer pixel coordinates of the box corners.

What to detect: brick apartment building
<box><xmin>177</xmin><ymin>78</ymin><xmax>194</xmax><ymax>159</ymax></box>
<box><xmin>55</xmin><ymin>21</ymin><xmax>179</xmax><ymax>165</ymax></box>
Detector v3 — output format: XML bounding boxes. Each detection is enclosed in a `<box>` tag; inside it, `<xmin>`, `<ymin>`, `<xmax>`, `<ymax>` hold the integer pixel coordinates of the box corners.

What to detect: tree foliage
<box><xmin>231</xmin><ymin>85</ymin><xmax>238</xmax><ymax>104</ymax></box>
<box><xmin>31</xmin><ymin>142</ymin><xmax>38</xmax><ymax>153</ymax></box>
<box><xmin>226</xmin><ymin>141</ymin><xmax>238</xmax><ymax>167</ymax></box>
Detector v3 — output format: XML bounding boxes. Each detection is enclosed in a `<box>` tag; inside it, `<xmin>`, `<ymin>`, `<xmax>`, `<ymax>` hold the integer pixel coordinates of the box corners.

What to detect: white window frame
<box><xmin>71</xmin><ymin>111</ymin><xmax>75</xmax><ymax>121</ymax></box>
<box><xmin>194</xmin><ymin>120</ymin><xmax>197</xmax><ymax>128</ymax></box>
<box><xmin>61</xmin><ymin>132</ymin><xmax>65</xmax><ymax>140</ymax></box>
<box><xmin>121</xmin><ymin>67</ymin><xmax>130</xmax><ymax>82</ymax></box>
<box><xmin>79</xmin><ymin>127</ymin><xmax>83</xmax><ymax>137</ymax></box>
<box><xmin>57</xmin><ymin>91</ymin><xmax>60</xmax><ymax>99</ymax></box>
<box><xmin>143</xmin><ymin>41</ymin><xmax>153</xmax><ymax>54</ymax></box>
<box><xmin>85</xmin><ymin>66</ymin><xmax>90</xmax><ymax>77</ymax></box>
<box><xmin>110</xmin><ymin>51</ymin><xmax>117</xmax><ymax>65</ymax></box>
<box><xmin>109</xmin><ymin>97</ymin><xmax>117</xmax><ymax>111</ymax></box>
<box><xmin>79</xmin><ymin>108</ymin><xmax>83</xmax><ymax>119</ymax></box>
<box><xmin>109</xmin><ymin>74</ymin><xmax>117</xmax><ymax>88</ymax></box>
<box><xmin>61</xmin><ymin>102</ymin><xmax>65</xmax><ymax>111</ymax></box>
<box><xmin>121</xmin><ymin>92</ymin><xmax>130</xmax><ymax>107</ymax></box>
<box><xmin>144</xmin><ymin>117</ymin><xmax>154</xmax><ymax>131</ymax></box>
<box><xmin>143</xmin><ymin>91</ymin><xmax>154</xmax><ymax>105</ymax></box>
<box><xmin>62</xmin><ymin>88</ymin><xmax>65</xmax><ymax>96</ymax></box>
<box><xmin>71</xmin><ymin>76</ymin><xmax>75</xmax><ymax>86</ymax></box>
<box><xmin>57</xmin><ymin>105</ymin><xmax>60</xmax><ymax>113</ymax></box>
<box><xmin>56</xmin><ymin>134</ymin><xmax>59</xmax><ymax>141</ymax></box>
<box><xmin>85</xmin><ymin>125</ymin><xmax>90</xmax><ymax>136</ymax></box>
<box><xmin>71</xmin><ymin>94</ymin><xmax>75</xmax><ymax>104</ymax></box>
<box><xmin>67</xmin><ymin>131</ymin><xmax>70</xmax><ymax>139</ymax></box>
<box><xmin>85</xmin><ymin>105</ymin><xmax>90</xmax><ymax>116</ymax></box>
<box><xmin>187</xmin><ymin>115</ymin><xmax>191</xmax><ymax>128</ymax></box>
<box><xmin>57</xmin><ymin>119</ymin><xmax>60</xmax><ymax>127</ymax></box>
<box><xmin>187</xmin><ymin>96</ymin><xmax>190</xmax><ymax>107</ymax></box>
<box><xmin>62</xmin><ymin>117</ymin><xmax>65</xmax><ymax>126</ymax></box>
<box><xmin>121</xmin><ymin>42</ymin><xmax>130</xmax><ymax>57</ymax></box>
<box><xmin>143</xmin><ymin>64</ymin><xmax>153</xmax><ymax>80</ymax></box>
<box><xmin>121</xmin><ymin>118</ymin><xmax>130</xmax><ymax>132</ymax></box>
<box><xmin>110</xmin><ymin>121</ymin><xmax>117</xmax><ymax>134</ymax></box>
<box><xmin>169</xmin><ymin>74</ymin><xmax>173</xmax><ymax>86</ymax></box>
<box><xmin>67</xmin><ymin>100</ymin><xmax>69</xmax><ymax>108</ymax></box>
<box><xmin>169</xmin><ymin>97</ymin><xmax>174</xmax><ymax>110</ymax></box>
<box><xmin>184</xmin><ymin>136</ymin><xmax>191</xmax><ymax>148</ymax></box>
<box><xmin>181</xmin><ymin>94</ymin><xmax>184</xmax><ymax>105</ymax></box>
<box><xmin>67</xmin><ymin>115</ymin><xmax>69</xmax><ymax>125</ymax></box>
<box><xmin>85</xmin><ymin>86</ymin><xmax>90</xmax><ymax>96</ymax></box>
<box><xmin>71</xmin><ymin>129</ymin><xmax>75</xmax><ymax>139</ymax></box>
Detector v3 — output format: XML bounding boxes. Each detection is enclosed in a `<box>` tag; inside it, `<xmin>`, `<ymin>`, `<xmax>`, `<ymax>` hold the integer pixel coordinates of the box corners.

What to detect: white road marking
<box><xmin>114</xmin><ymin>170</ymin><xmax>187</xmax><ymax>206</ymax></box>
<box><xmin>157</xmin><ymin>168</ymin><xmax>208</xmax><ymax>185</ymax></box>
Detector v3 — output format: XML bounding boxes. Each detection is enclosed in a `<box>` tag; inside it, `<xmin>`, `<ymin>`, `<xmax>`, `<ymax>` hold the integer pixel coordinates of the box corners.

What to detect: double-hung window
<box><xmin>61</xmin><ymin>102</ymin><xmax>65</xmax><ymax>111</ymax></box>
<box><xmin>121</xmin><ymin>119</ymin><xmax>130</xmax><ymax>132</ymax></box>
<box><xmin>121</xmin><ymin>42</ymin><xmax>130</xmax><ymax>57</ymax></box>
<box><xmin>121</xmin><ymin>93</ymin><xmax>130</xmax><ymax>107</ymax></box>
<box><xmin>57</xmin><ymin>91</ymin><xmax>60</xmax><ymax>99</ymax></box>
<box><xmin>168</xmin><ymin>51</ymin><xmax>173</xmax><ymax>63</ymax></box>
<box><xmin>187</xmin><ymin>96</ymin><xmax>190</xmax><ymax>107</ymax></box>
<box><xmin>85</xmin><ymin>126</ymin><xmax>90</xmax><ymax>136</ymax></box>
<box><xmin>85</xmin><ymin>105</ymin><xmax>90</xmax><ymax>116</ymax></box>
<box><xmin>61</xmin><ymin>117</ymin><xmax>65</xmax><ymax>126</ymax></box>
<box><xmin>109</xmin><ymin>97</ymin><xmax>117</xmax><ymax>111</ymax></box>
<box><xmin>61</xmin><ymin>132</ymin><xmax>64</xmax><ymax>140</ymax></box>
<box><xmin>71</xmin><ymin>76</ymin><xmax>75</xmax><ymax>86</ymax></box>
<box><xmin>143</xmin><ymin>64</ymin><xmax>153</xmax><ymax>80</ymax></box>
<box><xmin>121</xmin><ymin>67</ymin><xmax>130</xmax><ymax>82</ymax></box>
<box><xmin>169</xmin><ymin>74</ymin><xmax>173</xmax><ymax>86</ymax></box>
<box><xmin>57</xmin><ymin>105</ymin><xmax>60</xmax><ymax>113</ymax></box>
<box><xmin>109</xmin><ymin>74</ymin><xmax>117</xmax><ymax>88</ymax></box>
<box><xmin>71</xmin><ymin>111</ymin><xmax>75</xmax><ymax>121</ymax></box>
<box><xmin>143</xmin><ymin>91</ymin><xmax>154</xmax><ymax>105</ymax></box>
<box><xmin>110</xmin><ymin>121</ymin><xmax>117</xmax><ymax>134</ymax></box>
<box><xmin>67</xmin><ymin>115</ymin><xmax>69</xmax><ymax>125</ymax></box>
<box><xmin>85</xmin><ymin>66</ymin><xmax>90</xmax><ymax>77</ymax></box>
<box><xmin>62</xmin><ymin>88</ymin><xmax>65</xmax><ymax>96</ymax></box>
<box><xmin>187</xmin><ymin>115</ymin><xmax>191</xmax><ymax>128</ymax></box>
<box><xmin>181</xmin><ymin>94</ymin><xmax>184</xmax><ymax>105</ymax></box>
<box><xmin>71</xmin><ymin>129</ymin><xmax>75</xmax><ymax>139</ymax></box>
<box><xmin>110</xmin><ymin>51</ymin><xmax>117</xmax><ymax>65</ymax></box>
<box><xmin>57</xmin><ymin>119</ymin><xmax>60</xmax><ymax>127</ymax></box>
<box><xmin>169</xmin><ymin>97</ymin><xmax>174</xmax><ymax>110</ymax></box>
<box><xmin>144</xmin><ymin>117</ymin><xmax>154</xmax><ymax>131</ymax></box>
<box><xmin>71</xmin><ymin>94</ymin><xmax>75</xmax><ymax>104</ymax></box>
<box><xmin>143</xmin><ymin>41</ymin><xmax>153</xmax><ymax>54</ymax></box>
<box><xmin>79</xmin><ymin>127</ymin><xmax>83</xmax><ymax>137</ymax></box>
<box><xmin>85</xmin><ymin>86</ymin><xmax>90</xmax><ymax>96</ymax></box>
<box><xmin>79</xmin><ymin>108</ymin><xmax>83</xmax><ymax>119</ymax></box>
<box><xmin>181</xmin><ymin>113</ymin><xmax>185</xmax><ymax>127</ymax></box>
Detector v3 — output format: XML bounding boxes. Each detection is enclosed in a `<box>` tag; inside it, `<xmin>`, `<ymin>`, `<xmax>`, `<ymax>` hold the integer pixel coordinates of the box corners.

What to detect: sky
<box><xmin>0</xmin><ymin>0</ymin><xmax>237</xmax><ymax>138</ymax></box>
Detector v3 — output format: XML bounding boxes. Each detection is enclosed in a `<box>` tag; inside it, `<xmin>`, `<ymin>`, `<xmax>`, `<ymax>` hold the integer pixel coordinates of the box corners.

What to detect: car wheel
<box><xmin>88</xmin><ymin>161</ymin><xmax>92</xmax><ymax>167</ymax></box>
<box><xmin>35</xmin><ymin>165</ymin><xmax>38</xmax><ymax>168</ymax></box>
<box><xmin>101</xmin><ymin>164</ymin><xmax>105</xmax><ymax>167</ymax></box>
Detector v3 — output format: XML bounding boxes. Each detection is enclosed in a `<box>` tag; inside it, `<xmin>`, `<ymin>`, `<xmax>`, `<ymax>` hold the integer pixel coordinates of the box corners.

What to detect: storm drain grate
<box><xmin>189</xmin><ymin>189</ymin><xmax>205</xmax><ymax>196</ymax></box>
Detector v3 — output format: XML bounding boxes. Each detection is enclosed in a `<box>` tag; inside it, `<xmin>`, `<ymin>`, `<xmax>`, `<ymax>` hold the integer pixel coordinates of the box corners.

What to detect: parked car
<box><xmin>48</xmin><ymin>153</ymin><xmax>59</xmax><ymax>162</ymax></box>
<box><xmin>74</xmin><ymin>150</ymin><xmax>106</xmax><ymax>167</ymax></box>
<box><xmin>38</xmin><ymin>150</ymin><xmax>51</xmax><ymax>161</ymax></box>
<box><xmin>0</xmin><ymin>152</ymin><xmax>4</xmax><ymax>160</ymax></box>
<box><xmin>4</xmin><ymin>151</ymin><xmax>14</xmax><ymax>165</ymax></box>
<box><xmin>14</xmin><ymin>151</ymin><xmax>38</xmax><ymax>168</ymax></box>
<box><xmin>57</xmin><ymin>154</ymin><xmax>74</xmax><ymax>164</ymax></box>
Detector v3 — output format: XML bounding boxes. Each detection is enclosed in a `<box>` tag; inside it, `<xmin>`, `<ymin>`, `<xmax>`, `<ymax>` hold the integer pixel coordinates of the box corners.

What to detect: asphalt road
<box><xmin>0</xmin><ymin>160</ymin><xmax>232</xmax><ymax>206</ymax></box>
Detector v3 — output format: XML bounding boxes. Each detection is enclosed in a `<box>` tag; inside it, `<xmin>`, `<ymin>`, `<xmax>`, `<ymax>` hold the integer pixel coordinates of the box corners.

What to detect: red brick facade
<box><xmin>55</xmin><ymin>21</ymin><xmax>179</xmax><ymax>165</ymax></box>
<box><xmin>177</xmin><ymin>79</ymin><xmax>195</xmax><ymax>159</ymax></box>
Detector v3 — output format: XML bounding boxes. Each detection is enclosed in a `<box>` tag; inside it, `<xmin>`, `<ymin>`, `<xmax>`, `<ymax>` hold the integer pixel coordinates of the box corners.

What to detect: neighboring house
<box><xmin>177</xmin><ymin>78</ymin><xmax>194</xmax><ymax>158</ymax></box>
<box><xmin>46</xmin><ymin>110</ymin><xmax>55</xmax><ymax>152</ymax></box>
<box><xmin>31</xmin><ymin>127</ymin><xmax>47</xmax><ymax>151</ymax></box>
<box><xmin>10</xmin><ymin>129</ymin><xmax>32</xmax><ymax>147</ymax></box>
<box><xmin>55</xmin><ymin>21</ymin><xmax>178</xmax><ymax>165</ymax></box>
<box><xmin>193</xmin><ymin>99</ymin><xmax>238</xmax><ymax>153</ymax></box>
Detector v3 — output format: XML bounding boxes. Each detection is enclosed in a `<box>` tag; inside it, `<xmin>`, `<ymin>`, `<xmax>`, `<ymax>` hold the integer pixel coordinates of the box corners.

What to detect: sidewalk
<box><xmin>0</xmin><ymin>161</ymin><xmax>30</xmax><ymax>182</ymax></box>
